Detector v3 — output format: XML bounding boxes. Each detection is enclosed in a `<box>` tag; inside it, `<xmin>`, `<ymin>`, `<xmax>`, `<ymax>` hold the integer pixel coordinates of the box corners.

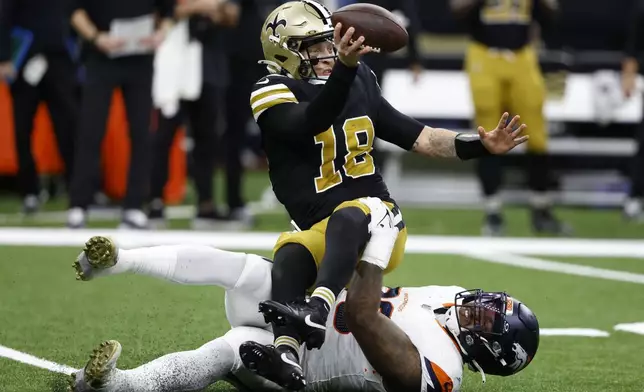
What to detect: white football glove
<box><xmin>359</xmin><ymin>197</ymin><xmax>400</xmax><ymax>270</ymax></box>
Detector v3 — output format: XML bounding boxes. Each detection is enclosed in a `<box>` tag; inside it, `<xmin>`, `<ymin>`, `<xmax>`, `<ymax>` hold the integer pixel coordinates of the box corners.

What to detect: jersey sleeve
<box><xmin>375</xmin><ymin>97</ymin><xmax>425</xmax><ymax>151</ymax></box>
<box><xmin>250</xmin><ymin>76</ymin><xmax>299</xmax><ymax>121</ymax></box>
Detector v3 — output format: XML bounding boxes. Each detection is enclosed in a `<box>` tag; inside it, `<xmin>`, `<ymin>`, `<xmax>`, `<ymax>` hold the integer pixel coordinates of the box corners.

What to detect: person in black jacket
<box><xmin>148</xmin><ymin>0</ymin><xmax>243</xmax><ymax>230</ymax></box>
<box><xmin>0</xmin><ymin>0</ymin><xmax>78</xmax><ymax>214</ymax></box>
<box><xmin>622</xmin><ymin>0</ymin><xmax>644</xmax><ymax>222</ymax></box>
<box><xmin>67</xmin><ymin>0</ymin><xmax>175</xmax><ymax>229</ymax></box>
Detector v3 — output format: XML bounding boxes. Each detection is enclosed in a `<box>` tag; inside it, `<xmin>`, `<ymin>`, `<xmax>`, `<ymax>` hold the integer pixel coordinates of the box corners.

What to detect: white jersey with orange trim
<box><xmin>299</xmin><ymin>285</ymin><xmax>467</xmax><ymax>392</ymax></box>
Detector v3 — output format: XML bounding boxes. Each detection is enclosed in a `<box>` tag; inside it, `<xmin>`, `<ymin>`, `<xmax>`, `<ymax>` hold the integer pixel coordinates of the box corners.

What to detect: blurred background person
<box><xmin>67</xmin><ymin>0</ymin><xmax>175</xmax><ymax>229</ymax></box>
<box><xmin>221</xmin><ymin>0</ymin><xmax>275</xmax><ymax>227</ymax></box>
<box><xmin>0</xmin><ymin>0</ymin><xmax>78</xmax><ymax>214</ymax></box>
<box><xmin>450</xmin><ymin>0</ymin><xmax>570</xmax><ymax>236</ymax></box>
<box><xmin>621</xmin><ymin>0</ymin><xmax>644</xmax><ymax>222</ymax></box>
<box><xmin>148</xmin><ymin>0</ymin><xmax>242</xmax><ymax>230</ymax></box>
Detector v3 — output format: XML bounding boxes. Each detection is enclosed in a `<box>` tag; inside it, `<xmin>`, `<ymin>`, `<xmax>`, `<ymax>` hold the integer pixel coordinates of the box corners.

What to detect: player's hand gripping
<box><xmin>478</xmin><ymin>112</ymin><xmax>529</xmax><ymax>154</ymax></box>
<box><xmin>333</xmin><ymin>23</ymin><xmax>373</xmax><ymax>68</ymax></box>
<box><xmin>360</xmin><ymin>197</ymin><xmax>399</xmax><ymax>270</ymax></box>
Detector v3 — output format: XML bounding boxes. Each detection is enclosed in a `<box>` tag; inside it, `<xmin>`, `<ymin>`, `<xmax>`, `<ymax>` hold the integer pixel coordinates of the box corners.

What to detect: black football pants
<box><xmin>149</xmin><ymin>84</ymin><xmax>218</xmax><ymax>204</ymax></box>
<box><xmin>11</xmin><ymin>51</ymin><xmax>78</xmax><ymax>197</ymax></box>
<box><xmin>69</xmin><ymin>56</ymin><xmax>153</xmax><ymax>210</ymax></box>
<box><xmin>630</xmin><ymin>105</ymin><xmax>644</xmax><ymax>198</ymax></box>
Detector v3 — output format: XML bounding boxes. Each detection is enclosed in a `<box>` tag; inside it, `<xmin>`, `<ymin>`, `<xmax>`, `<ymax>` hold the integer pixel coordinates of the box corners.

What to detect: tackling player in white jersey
<box><xmin>69</xmin><ymin>198</ymin><xmax>539</xmax><ymax>392</ymax></box>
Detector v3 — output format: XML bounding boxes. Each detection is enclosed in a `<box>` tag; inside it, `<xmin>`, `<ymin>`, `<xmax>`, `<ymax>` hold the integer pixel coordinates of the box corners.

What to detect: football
<box><xmin>330</xmin><ymin>3</ymin><xmax>409</xmax><ymax>53</ymax></box>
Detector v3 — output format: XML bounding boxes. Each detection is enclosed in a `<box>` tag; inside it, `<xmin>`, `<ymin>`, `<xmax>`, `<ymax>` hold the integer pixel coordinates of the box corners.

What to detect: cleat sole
<box><xmin>84</xmin><ymin>236</ymin><xmax>118</xmax><ymax>269</ymax></box>
<box><xmin>84</xmin><ymin>340</ymin><xmax>121</xmax><ymax>389</ymax></box>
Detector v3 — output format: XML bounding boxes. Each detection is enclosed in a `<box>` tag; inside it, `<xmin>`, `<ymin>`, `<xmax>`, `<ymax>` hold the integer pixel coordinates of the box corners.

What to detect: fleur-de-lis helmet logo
<box><xmin>266</xmin><ymin>13</ymin><xmax>287</xmax><ymax>37</ymax></box>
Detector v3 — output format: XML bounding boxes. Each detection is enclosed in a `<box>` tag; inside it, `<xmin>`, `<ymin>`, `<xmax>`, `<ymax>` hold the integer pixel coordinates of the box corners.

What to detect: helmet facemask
<box><xmin>289</xmin><ymin>31</ymin><xmax>337</xmax><ymax>80</ymax></box>
<box><xmin>455</xmin><ymin>290</ymin><xmax>509</xmax><ymax>357</ymax></box>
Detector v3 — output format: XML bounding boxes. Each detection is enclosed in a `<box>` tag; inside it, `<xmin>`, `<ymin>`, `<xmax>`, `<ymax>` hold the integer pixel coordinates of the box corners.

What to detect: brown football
<box><xmin>330</xmin><ymin>3</ymin><xmax>409</xmax><ymax>53</ymax></box>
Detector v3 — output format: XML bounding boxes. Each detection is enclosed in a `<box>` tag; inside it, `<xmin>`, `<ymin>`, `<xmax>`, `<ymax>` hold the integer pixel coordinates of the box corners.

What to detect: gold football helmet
<box><xmin>259</xmin><ymin>0</ymin><xmax>336</xmax><ymax>79</ymax></box>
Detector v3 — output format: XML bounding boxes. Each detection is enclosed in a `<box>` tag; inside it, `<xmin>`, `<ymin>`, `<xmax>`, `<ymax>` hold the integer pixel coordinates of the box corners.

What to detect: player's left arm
<box><xmin>345</xmin><ymin>261</ymin><xmax>422</xmax><ymax>392</ymax></box>
<box><xmin>375</xmin><ymin>97</ymin><xmax>528</xmax><ymax>160</ymax></box>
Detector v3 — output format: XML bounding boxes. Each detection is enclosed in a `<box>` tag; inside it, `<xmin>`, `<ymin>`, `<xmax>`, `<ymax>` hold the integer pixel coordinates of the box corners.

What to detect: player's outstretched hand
<box><xmin>478</xmin><ymin>112</ymin><xmax>529</xmax><ymax>154</ymax></box>
<box><xmin>334</xmin><ymin>22</ymin><xmax>373</xmax><ymax>68</ymax></box>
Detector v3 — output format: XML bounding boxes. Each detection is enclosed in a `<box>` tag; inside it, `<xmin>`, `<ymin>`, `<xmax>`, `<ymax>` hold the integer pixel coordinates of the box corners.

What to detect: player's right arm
<box><xmin>250</xmin><ymin>23</ymin><xmax>369</xmax><ymax>137</ymax></box>
<box><xmin>345</xmin><ymin>261</ymin><xmax>422</xmax><ymax>392</ymax></box>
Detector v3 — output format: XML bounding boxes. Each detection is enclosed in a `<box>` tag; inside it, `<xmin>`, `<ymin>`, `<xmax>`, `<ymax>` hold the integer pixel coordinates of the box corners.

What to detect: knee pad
<box><xmin>225</xmin><ymin>254</ymin><xmax>273</xmax><ymax>329</ymax></box>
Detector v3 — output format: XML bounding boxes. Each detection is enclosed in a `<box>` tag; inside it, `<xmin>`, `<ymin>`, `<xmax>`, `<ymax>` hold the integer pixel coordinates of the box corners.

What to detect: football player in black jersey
<box><xmin>240</xmin><ymin>1</ymin><xmax>528</xmax><ymax>389</ymax></box>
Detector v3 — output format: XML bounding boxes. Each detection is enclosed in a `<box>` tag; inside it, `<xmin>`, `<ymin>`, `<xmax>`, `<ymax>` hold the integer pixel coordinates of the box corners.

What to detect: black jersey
<box><xmin>250</xmin><ymin>61</ymin><xmax>423</xmax><ymax>230</ymax></box>
<box><xmin>465</xmin><ymin>0</ymin><xmax>557</xmax><ymax>50</ymax></box>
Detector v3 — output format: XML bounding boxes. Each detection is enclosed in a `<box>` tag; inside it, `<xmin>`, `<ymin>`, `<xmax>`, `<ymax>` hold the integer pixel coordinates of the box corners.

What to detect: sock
<box><xmin>93</xmin><ymin>245</ymin><xmax>247</xmax><ymax>289</ymax></box>
<box><xmin>313</xmin><ymin>207</ymin><xmax>369</xmax><ymax>298</ymax></box>
<box><xmin>484</xmin><ymin>196</ymin><xmax>502</xmax><ymax>214</ymax></box>
<box><xmin>274</xmin><ymin>335</ymin><xmax>300</xmax><ymax>357</ymax></box>
<box><xmin>530</xmin><ymin>192</ymin><xmax>552</xmax><ymax>210</ymax></box>
<box><xmin>477</xmin><ymin>155</ymin><xmax>503</xmax><ymax>196</ymax></box>
<box><xmin>269</xmin><ymin>244</ymin><xmax>317</xmax><ymax>347</ymax></box>
<box><xmin>310</xmin><ymin>287</ymin><xmax>335</xmax><ymax>311</ymax></box>
<box><xmin>527</xmin><ymin>153</ymin><xmax>550</xmax><ymax>193</ymax></box>
<box><xmin>107</xmin><ymin>338</ymin><xmax>236</xmax><ymax>392</ymax></box>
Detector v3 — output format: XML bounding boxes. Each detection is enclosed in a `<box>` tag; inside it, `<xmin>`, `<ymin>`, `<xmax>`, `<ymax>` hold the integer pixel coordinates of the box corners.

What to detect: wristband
<box><xmin>454</xmin><ymin>133</ymin><xmax>492</xmax><ymax>160</ymax></box>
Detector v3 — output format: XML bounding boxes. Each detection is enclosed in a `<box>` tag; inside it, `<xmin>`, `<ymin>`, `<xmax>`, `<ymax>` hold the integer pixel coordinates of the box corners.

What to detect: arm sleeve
<box><xmin>374</xmin><ymin>97</ymin><xmax>424</xmax><ymax>151</ymax></box>
<box><xmin>625</xmin><ymin>0</ymin><xmax>644</xmax><ymax>58</ymax></box>
<box><xmin>251</xmin><ymin>61</ymin><xmax>359</xmax><ymax>137</ymax></box>
<box><xmin>156</xmin><ymin>0</ymin><xmax>176</xmax><ymax>19</ymax></box>
<box><xmin>0</xmin><ymin>0</ymin><xmax>16</xmax><ymax>62</ymax></box>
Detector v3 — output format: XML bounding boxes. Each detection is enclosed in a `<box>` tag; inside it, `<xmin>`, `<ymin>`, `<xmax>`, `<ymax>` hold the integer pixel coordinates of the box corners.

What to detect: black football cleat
<box><xmin>481</xmin><ymin>212</ymin><xmax>505</xmax><ymax>237</ymax></box>
<box><xmin>259</xmin><ymin>298</ymin><xmax>328</xmax><ymax>350</ymax></box>
<box><xmin>531</xmin><ymin>208</ymin><xmax>572</xmax><ymax>236</ymax></box>
<box><xmin>239</xmin><ymin>341</ymin><xmax>306</xmax><ymax>391</ymax></box>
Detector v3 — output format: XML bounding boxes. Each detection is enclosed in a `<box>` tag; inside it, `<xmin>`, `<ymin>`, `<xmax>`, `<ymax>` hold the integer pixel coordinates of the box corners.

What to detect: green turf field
<box><xmin>1</xmin><ymin>242</ymin><xmax>643</xmax><ymax>392</ymax></box>
<box><xmin>1</xmin><ymin>171</ymin><xmax>643</xmax><ymax>391</ymax></box>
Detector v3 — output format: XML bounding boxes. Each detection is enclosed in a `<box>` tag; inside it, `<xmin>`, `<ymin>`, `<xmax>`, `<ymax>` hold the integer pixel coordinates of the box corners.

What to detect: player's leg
<box><xmin>238</xmin><ymin>242</ymin><xmax>317</xmax><ymax>389</ymax></box>
<box><xmin>624</xmin><ymin>120</ymin><xmax>644</xmax><ymax>220</ymax></box>
<box><xmin>70</xmin><ymin>327</ymin><xmax>278</xmax><ymax>392</ymax></box>
<box><xmin>465</xmin><ymin>43</ymin><xmax>505</xmax><ymax>236</ymax></box>
<box><xmin>260</xmin><ymin>202</ymin><xmax>370</xmax><ymax>349</ymax></box>
<box><xmin>509</xmin><ymin>47</ymin><xmax>570</xmax><ymax>235</ymax></box>
<box><xmin>73</xmin><ymin>236</ymin><xmax>262</xmax><ymax>289</ymax></box>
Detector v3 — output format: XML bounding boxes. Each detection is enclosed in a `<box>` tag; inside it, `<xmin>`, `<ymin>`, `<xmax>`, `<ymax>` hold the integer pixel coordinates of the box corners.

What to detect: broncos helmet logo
<box><xmin>266</xmin><ymin>13</ymin><xmax>287</xmax><ymax>37</ymax></box>
<box><xmin>508</xmin><ymin>343</ymin><xmax>529</xmax><ymax>372</ymax></box>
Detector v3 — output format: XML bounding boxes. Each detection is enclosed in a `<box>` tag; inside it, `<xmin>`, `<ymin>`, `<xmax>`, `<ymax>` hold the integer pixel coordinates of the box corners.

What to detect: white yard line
<box><xmin>465</xmin><ymin>251</ymin><xmax>644</xmax><ymax>285</ymax></box>
<box><xmin>0</xmin><ymin>227</ymin><xmax>644</xmax><ymax>257</ymax></box>
<box><xmin>540</xmin><ymin>328</ymin><xmax>610</xmax><ymax>337</ymax></box>
<box><xmin>0</xmin><ymin>344</ymin><xmax>77</xmax><ymax>374</ymax></box>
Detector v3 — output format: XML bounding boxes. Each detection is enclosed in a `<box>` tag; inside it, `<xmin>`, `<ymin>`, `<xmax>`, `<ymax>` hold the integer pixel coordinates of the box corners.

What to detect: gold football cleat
<box><xmin>73</xmin><ymin>236</ymin><xmax>119</xmax><ymax>281</ymax></box>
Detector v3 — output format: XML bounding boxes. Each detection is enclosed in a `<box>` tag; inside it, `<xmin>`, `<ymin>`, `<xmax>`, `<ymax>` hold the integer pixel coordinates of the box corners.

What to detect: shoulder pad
<box><xmin>250</xmin><ymin>75</ymin><xmax>299</xmax><ymax>121</ymax></box>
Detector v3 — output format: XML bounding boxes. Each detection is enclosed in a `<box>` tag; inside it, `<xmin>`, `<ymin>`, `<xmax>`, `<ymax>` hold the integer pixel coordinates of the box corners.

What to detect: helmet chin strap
<box><xmin>444</xmin><ymin>306</ymin><xmax>488</xmax><ymax>385</ymax></box>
